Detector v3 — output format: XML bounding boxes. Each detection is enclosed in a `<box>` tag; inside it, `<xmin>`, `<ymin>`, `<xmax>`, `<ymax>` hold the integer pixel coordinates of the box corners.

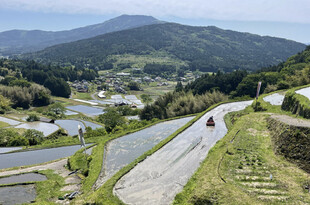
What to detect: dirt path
<box><xmin>270</xmin><ymin>114</ymin><xmax>310</xmax><ymax>127</ymax></box>
<box><xmin>114</xmin><ymin>101</ymin><xmax>253</xmax><ymax>205</ymax></box>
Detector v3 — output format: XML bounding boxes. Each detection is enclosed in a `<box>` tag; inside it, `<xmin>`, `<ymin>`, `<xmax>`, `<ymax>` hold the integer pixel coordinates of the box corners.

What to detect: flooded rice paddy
<box><xmin>296</xmin><ymin>87</ymin><xmax>310</xmax><ymax>100</ymax></box>
<box><xmin>55</xmin><ymin>119</ymin><xmax>85</xmax><ymax>136</ymax></box>
<box><xmin>15</xmin><ymin>122</ymin><xmax>59</xmax><ymax>137</ymax></box>
<box><xmin>263</xmin><ymin>93</ymin><xmax>285</xmax><ymax>105</ymax></box>
<box><xmin>0</xmin><ymin>184</ymin><xmax>36</xmax><ymax>205</ymax></box>
<box><xmin>66</xmin><ymin>105</ymin><xmax>105</xmax><ymax>116</ymax></box>
<box><xmin>55</xmin><ymin>119</ymin><xmax>102</xmax><ymax>136</ymax></box>
<box><xmin>0</xmin><ymin>173</ymin><xmax>47</xmax><ymax>185</ymax></box>
<box><xmin>0</xmin><ymin>147</ymin><xmax>22</xmax><ymax>154</ymax></box>
<box><xmin>81</xmin><ymin>120</ymin><xmax>102</xmax><ymax>130</ymax></box>
<box><xmin>0</xmin><ymin>144</ymin><xmax>90</xmax><ymax>170</ymax></box>
<box><xmin>94</xmin><ymin>116</ymin><xmax>194</xmax><ymax>188</ymax></box>
<box><xmin>0</xmin><ymin>117</ymin><xmax>21</xmax><ymax>126</ymax></box>
<box><xmin>65</xmin><ymin>110</ymin><xmax>79</xmax><ymax>115</ymax></box>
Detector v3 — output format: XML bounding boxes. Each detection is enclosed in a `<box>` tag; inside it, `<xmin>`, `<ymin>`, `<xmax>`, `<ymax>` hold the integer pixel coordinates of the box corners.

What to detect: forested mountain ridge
<box><xmin>0</xmin><ymin>15</ymin><xmax>161</xmax><ymax>56</ymax></box>
<box><xmin>22</xmin><ymin>23</ymin><xmax>306</xmax><ymax>72</ymax></box>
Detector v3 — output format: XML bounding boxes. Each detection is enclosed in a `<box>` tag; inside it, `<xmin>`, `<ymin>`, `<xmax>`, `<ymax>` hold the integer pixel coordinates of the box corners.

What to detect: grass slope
<box><xmin>174</xmin><ymin>112</ymin><xmax>310</xmax><ymax>204</ymax></box>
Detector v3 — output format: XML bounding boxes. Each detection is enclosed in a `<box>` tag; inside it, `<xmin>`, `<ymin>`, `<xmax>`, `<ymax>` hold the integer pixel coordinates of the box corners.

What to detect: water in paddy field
<box><xmin>94</xmin><ymin>116</ymin><xmax>195</xmax><ymax>187</ymax></box>
<box><xmin>0</xmin><ymin>184</ymin><xmax>36</xmax><ymax>205</ymax></box>
<box><xmin>0</xmin><ymin>144</ymin><xmax>90</xmax><ymax>170</ymax></box>
<box><xmin>15</xmin><ymin>122</ymin><xmax>59</xmax><ymax>137</ymax></box>
<box><xmin>55</xmin><ymin>119</ymin><xmax>86</xmax><ymax>136</ymax></box>
<box><xmin>0</xmin><ymin>147</ymin><xmax>22</xmax><ymax>154</ymax></box>
<box><xmin>263</xmin><ymin>93</ymin><xmax>285</xmax><ymax>105</ymax></box>
<box><xmin>66</xmin><ymin>105</ymin><xmax>105</xmax><ymax>116</ymax></box>
<box><xmin>0</xmin><ymin>173</ymin><xmax>47</xmax><ymax>185</ymax></box>
<box><xmin>55</xmin><ymin>119</ymin><xmax>102</xmax><ymax>136</ymax></box>
<box><xmin>296</xmin><ymin>87</ymin><xmax>310</xmax><ymax>100</ymax></box>
<box><xmin>0</xmin><ymin>116</ymin><xmax>21</xmax><ymax>126</ymax></box>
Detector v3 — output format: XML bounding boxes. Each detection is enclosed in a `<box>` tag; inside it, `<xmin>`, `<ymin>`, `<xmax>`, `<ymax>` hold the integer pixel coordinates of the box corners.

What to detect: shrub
<box><xmin>26</xmin><ymin>114</ymin><xmax>40</xmax><ymax>122</ymax></box>
<box><xmin>0</xmin><ymin>129</ymin><xmax>21</xmax><ymax>146</ymax></box>
<box><xmin>0</xmin><ymin>94</ymin><xmax>11</xmax><ymax>114</ymax></box>
<box><xmin>23</xmin><ymin>129</ymin><xmax>44</xmax><ymax>145</ymax></box>
<box><xmin>8</xmin><ymin>135</ymin><xmax>29</xmax><ymax>146</ymax></box>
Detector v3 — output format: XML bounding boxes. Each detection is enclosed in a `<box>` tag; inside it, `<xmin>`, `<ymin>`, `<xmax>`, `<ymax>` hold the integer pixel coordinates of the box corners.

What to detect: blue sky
<box><xmin>0</xmin><ymin>0</ymin><xmax>309</xmax><ymax>43</ymax></box>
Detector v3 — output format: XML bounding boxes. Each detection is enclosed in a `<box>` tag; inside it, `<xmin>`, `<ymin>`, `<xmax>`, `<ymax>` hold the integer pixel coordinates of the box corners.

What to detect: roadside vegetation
<box><xmin>140</xmin><ymin>90</ymin><xmax>228</xmax><ymax>120</ymax></box>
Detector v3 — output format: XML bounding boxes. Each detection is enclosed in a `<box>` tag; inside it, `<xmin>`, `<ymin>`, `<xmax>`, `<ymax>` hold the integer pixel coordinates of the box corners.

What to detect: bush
<box><xmin>23</xmin><ymin>129</ymin><xmax>44</xmax><ymax>145</ymax></box>
<box><xmin>85</xmin><ymin>127</ymin><xmax>107</xmax><ymax>138</ymax></box>
<box><xmin>140</xmin><ymin>90</ymin><xmax>228</xmax><ymax>120</ymax></box>
<box><xmin>45</xmin><ymin>102</ymin><xmax>66</xmax><ymax>119</ymax></box>
<box><xmin>0</xmin><ymin>129</ymin><xmax>21</xmax><ymax>146</ymax></box>
<box><xmin>26</xmin><ymin>114</ymin><xmax>40</xmax><ymax>122</ymax></box>
<box><xmin>252</xmin><ymin>101</ymin><xmax>267</xmax><ymax>112</ymax></box>
<box><xmin>0</xmin><ymin>94</ymin><xmax>11</xmax><ymax>114</ymax></box>
<box><xmin>97</xmin><ymin>108</ymin><xmax>126</xmax><ymax>133</ymax></box>
<box><xmin>8</xmin><ymin>135</ymin><xmax>29</xmax><ymax>146</ymax></box>
<box><xmin>0</xmin><ymin>84</ymin><xmax>51</xmax><ymax>109</ymax></box>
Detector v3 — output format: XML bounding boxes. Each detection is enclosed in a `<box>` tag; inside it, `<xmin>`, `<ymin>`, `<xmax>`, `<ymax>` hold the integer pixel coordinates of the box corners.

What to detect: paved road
<box><xmin>114</xmin><ymin>101</ymin><xmax>252</xmax><ymax>205</ymax></box>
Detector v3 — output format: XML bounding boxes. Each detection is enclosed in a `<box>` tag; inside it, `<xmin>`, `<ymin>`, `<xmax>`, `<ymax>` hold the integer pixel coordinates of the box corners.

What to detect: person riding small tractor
<box><xmin>206</xmin><ymin>116</ymin><xmax>215</xmax><ymax>126</ymax></box>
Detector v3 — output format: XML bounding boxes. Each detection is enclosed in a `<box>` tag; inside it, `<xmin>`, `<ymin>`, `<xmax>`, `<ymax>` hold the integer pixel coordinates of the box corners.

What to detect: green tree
<box><xmin>26</xmin><ymin>114</ymin><xmax>40</xmax><ymax>122</ymax></box>
<box><xmin>8</xmin><ymin>135</ymin><xmax>29</xmax><ymax>146</ymax></box>
<box><xmin>128</xmin><ymin>81</ymin><xmax>141</xmax><ymax>91</ymax></box>
<box><xmin>140</xmin><ymin>94</ymin><xmax>153</xmax><ymax>103</ymax></box>
<box><xmin>9</xmin><ymin>79</ymin><xmax>31</xmax><ymax>87</ymax></box>
<box><xmin>23</xmin><ymin>129</ymin><xmax>44</xmax><ymax>145</ymax></box>
<box><xmin>0</xmin><ymin>94</ymin><xmax>11</xmax><ymax>114</ymax></box>
<box><xmin>44</xmin><ymin>77</ymin><xmax>71</xmax><ymax>98</ymax></box>
<box><xmin>98</xmin><ymin>108</ymin><xmax>126</xmax><ymax>133</ymax></box>
<box><xmin>175</xmin><ymin>81</ymin><xmax>184</xmax><ymax>92</ymax></box>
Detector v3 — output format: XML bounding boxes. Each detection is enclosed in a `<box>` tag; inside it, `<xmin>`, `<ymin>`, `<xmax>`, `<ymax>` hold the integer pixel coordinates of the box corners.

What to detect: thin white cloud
<box><xmin>1</xmin><ymin>0</ymin><xmax>309</xmax><ymax>23</ymax></box>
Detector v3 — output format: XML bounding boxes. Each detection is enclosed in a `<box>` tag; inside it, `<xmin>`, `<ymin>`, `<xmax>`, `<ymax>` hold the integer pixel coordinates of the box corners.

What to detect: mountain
<box><xmin>0</xmin><ymin>15</ymin><xmax>161</xmax><ymax>56</ymax></box>
<box><xmin>22</xmin><ymin>23</ymin><xmax>306</xmax><ymax>72</ymax></box>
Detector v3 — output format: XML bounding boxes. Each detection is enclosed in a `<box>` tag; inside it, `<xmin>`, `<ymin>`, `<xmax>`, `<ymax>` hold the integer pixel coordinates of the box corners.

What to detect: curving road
<box><xmin>114</xmin><ymin>101</ymin><xmax>252</xmax><ymax>205</ymax></box>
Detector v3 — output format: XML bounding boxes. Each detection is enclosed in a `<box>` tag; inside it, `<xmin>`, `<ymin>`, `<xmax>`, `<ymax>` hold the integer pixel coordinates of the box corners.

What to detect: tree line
<box><xmin>140</xmin><ymin>46</ymin><xmax>310</xmax><ymax>120</ymax></box>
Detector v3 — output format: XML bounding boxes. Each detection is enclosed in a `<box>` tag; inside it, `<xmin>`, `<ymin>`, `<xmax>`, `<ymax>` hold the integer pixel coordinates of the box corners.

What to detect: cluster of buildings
<box><xmin>69</xmin><ymin>80</ymin><xmax>90</xmax><ymax>93</ymax></box>
<box><xmin>69</xmin><ymin>70</ymin><xmax>199</xmax><ymax>94</ymax></box>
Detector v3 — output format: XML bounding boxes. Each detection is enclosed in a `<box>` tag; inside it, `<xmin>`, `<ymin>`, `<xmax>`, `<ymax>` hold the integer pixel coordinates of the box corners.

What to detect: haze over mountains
<box><xmin>0</xmin><ymin>15</ymin><xmax>161</xmax><ymax>56</ymax></box>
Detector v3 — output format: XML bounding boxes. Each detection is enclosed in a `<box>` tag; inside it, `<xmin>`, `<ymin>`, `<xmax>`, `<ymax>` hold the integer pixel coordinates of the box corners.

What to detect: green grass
<box><xmin>71</xmin><ymin>91</ymin><xmax>93</xmax><ymax>100</ymax></box>
<box><xmin>129</xmin><ymin>81</ymin><xmax>177</xmax><ymax>100</ymax></box>
<box><xmin>0</xmin><ymin>121</ymin><xmax>9</xmax><ymax>128</ymax></box>
<box><xmin>109</xmin><ymin>54</ymin><xmax>187</xmax><ymax>69</ymax></box>
<box><xmin>34</xmin><ymin>170</ymin><xmax>66</xmax><ymax>204</ymax></box>
<box><xmin>174</xmin><ymin>113</ymin><xmax>310</xmax><ymax>205</ymax></box>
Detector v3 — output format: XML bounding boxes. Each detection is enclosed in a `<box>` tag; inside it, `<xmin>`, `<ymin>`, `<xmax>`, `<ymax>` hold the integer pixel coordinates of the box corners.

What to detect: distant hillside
<box><xmin>0</xmin><ymin>15</ymin><xmax>161</xmax><ymax>56</ymax></box>
<box><xmin>184</xmin><ymin>45</ymin><xmax>310</xmax><ymax>98</ymax></box>
<box><xmin>22</xmin><ymin>23</ymin><xmax>306</xmax><ymax>72</ymax></box>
